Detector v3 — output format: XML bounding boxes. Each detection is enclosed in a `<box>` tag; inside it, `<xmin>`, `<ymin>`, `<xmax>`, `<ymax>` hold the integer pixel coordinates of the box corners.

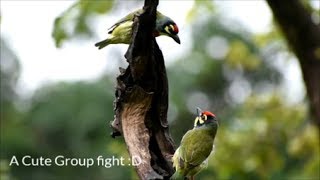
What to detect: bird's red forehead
<box><xmin>173</xmin><ymin>24</ymin><xmax>179</xmax><ymax>33</ymax></box>
<box><xmin>202</xmin><ymin>111</ymin><xmax>215</xmax><ymax>117</ymax></box>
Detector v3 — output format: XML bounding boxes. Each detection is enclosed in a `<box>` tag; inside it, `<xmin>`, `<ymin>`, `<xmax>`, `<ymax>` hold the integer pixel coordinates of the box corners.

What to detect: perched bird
<box><xmin>95</xmin><ymin>9</ymin><xmax>180</xmax><ymax>49</ymax></box>
<box><xmin>171</xmin><ymin>108</ymin><xmax>219</xmax><ymax>180</ymax></box>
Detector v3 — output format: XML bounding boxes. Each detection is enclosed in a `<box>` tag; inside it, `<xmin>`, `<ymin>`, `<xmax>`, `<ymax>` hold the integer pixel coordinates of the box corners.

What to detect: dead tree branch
<box><xmin>266</xmin><ymin>0</ymin><xmax>320</xmax><ymax>128</ymax></box>
<box><xmin>110</xmin><ymin>0</ymin><xmax>175</xmax><ymax>179</ymax></box>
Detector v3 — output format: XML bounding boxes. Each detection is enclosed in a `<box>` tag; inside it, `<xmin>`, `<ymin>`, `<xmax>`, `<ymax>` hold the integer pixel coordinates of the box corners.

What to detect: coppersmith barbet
<box><xmin>171</xmin><ymin>108</ymin><xmax>218</xmax><ymax>180</ymax></box>
<box><xmin>95</xmin><ymin>9</ymin><xmax>180</xmax><ymax>49</ymax></box>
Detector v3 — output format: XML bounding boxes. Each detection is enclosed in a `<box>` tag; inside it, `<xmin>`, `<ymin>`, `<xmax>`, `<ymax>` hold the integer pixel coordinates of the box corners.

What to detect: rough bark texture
<box><xmin>266</xmin><ymin>0</ymin><xmax>320</xmax><ymax>129</ymax></box>
<box><xmin>110</xmin><ymin>0</ymin><xmax>175</xmax><ymax>179</ymax></box>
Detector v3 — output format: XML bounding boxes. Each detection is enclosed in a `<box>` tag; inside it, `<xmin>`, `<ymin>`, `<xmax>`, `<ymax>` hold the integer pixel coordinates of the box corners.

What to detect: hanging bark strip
<box><xmin>110</xmin><ymin>0</ymin><xmax>175</xmax><ymax>179</ymax></box>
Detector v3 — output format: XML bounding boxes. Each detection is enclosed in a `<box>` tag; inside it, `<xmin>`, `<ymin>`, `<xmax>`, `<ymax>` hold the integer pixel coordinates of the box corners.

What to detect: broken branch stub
<box><xmin>110</xmin><ymin>0</ymin><xmax>175</xmax><ymax>179</ymax></box>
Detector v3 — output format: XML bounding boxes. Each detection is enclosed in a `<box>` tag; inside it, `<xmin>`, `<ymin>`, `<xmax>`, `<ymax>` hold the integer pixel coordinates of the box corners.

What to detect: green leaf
<box><xmin>52</xmin><ymin>0</ymin><xmax>114</xmax><ymax>48</ymax></box>
<box><xmin>52</xmin><ymin>17</ymin><xmax>69</xmax><ymax>48</ymax></box>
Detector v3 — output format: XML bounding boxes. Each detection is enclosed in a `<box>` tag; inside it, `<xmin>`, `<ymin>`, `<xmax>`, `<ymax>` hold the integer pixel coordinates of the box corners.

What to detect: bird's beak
<box><xmin>170</xmin><ymin>34</ymin><xmax>181</xmax><ymax>44</ymax></box>
<box><xmin>196</xmin><ymin>107</ymin><xmax>202</xmax><ymax>117</ymax></box>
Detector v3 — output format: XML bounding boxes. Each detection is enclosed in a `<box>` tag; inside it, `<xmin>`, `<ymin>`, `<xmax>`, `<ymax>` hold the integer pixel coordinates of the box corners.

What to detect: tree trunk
<box><xmin>266</xmin><ymin>0</ymin><xmax>320</xmax><ymax>129</ymax></box>
<box><xmin>110</xmin><ymin>0</ymin><xmax>175</xmax><ymax>179</ymax></box>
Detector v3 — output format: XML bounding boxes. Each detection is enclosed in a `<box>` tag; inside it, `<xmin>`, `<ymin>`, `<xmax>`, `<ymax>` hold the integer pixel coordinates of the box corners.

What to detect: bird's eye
<box><xmin>201</xmin><ymin>114</ymin><xmax>207</xmax><ymax>121</ymax></box>
<box><xmin>170</xmin><ymin>24</ymin><xmax>174</xmax><ymax>31</ymax></box>
<box><xmin>194</xmin><ymin>117</ymin><xmax>205</xmax><ymax>127</ymax></box>
<box><xmin>164</xmin><ymin>26</ymin><xmax>170</xmax><ymax>34</ymax></box>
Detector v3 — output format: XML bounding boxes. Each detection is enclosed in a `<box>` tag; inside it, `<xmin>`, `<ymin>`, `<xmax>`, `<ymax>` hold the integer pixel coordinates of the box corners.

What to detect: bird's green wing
<box><xmin>108</xmin><ymin>9</ymin><xmax>143</xmax><ymax>34</ymax></box>
<box><xmin>179</xmin><ymin>129</ymin><xmax>214</xmax><ymax>167</ymax></box>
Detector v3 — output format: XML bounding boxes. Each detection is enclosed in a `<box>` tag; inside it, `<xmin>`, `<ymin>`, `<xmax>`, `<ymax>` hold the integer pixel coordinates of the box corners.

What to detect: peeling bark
<box><xmin>266</xmin><ymin>0</ymin><xmax>320</xmax><ymax>129</ymax></box>
<box><xmin>110</xmin><ymin>0</ymin><xmax>175</xmax><ymax>179</ymax></box>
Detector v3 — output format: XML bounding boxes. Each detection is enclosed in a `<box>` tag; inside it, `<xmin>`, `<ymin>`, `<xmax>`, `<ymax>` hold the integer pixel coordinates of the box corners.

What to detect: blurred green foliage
<box><xmin>1</xmin><ymin>0</ymin><xmax>319</xmax><ymax>180</ymax></box>
<box><xmin>52</xmin><ymin>0</ymin><xmax>114</xmax><ymax>47</ymax></box>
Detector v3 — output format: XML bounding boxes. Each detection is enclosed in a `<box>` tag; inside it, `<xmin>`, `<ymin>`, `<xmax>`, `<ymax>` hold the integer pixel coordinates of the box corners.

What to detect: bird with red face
<box><xmin>171</xmin><ymin>108</ymin><xmax>219</xmax><ymax>180</ymax></box>
<box><xmin>95</xmin><ymin>9</ymin><xmax>180</xmax><ymax>49</ymax></box>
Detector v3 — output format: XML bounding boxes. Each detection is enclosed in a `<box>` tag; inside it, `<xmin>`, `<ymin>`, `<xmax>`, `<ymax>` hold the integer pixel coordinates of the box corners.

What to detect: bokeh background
<box><xmin>1</xmin><ymin>0</ymin><xmax>319</xmax><ymax>179</ymax></box>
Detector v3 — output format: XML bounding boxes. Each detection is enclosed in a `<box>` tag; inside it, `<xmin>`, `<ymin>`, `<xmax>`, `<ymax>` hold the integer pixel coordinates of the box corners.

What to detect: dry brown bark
<box><xmin>266</xmin><ymin>0</ymin><xmax>320</xmax><ymax>129</ymax></box>
<box><xmin>110</xmin><ymin>0</ymin><xmax>175</xmax><ymax>179</ymax></box>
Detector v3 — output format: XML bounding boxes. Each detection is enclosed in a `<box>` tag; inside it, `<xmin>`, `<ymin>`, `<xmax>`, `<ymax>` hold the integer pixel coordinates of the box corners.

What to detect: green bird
<box><xmin>95</xmin><ymin>9</ymin><xmax>180</xmax><ymax>49</ymax></box>
<box><xmin>171</xmin><ymin>108</ymin><xmax>218</xmax><ymax>180</ymax></box>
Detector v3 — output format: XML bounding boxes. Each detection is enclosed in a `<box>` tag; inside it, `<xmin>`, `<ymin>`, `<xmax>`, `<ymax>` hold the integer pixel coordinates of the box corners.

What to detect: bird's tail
<box><xmin>170</xmin><ymin>171</ymin><xmax>185</xmax><ymax>180</ymax></box>
<box><xmin>95</xmin><ymin>39</ymin><xmax>110</xmax><ymax>50</ymax></box>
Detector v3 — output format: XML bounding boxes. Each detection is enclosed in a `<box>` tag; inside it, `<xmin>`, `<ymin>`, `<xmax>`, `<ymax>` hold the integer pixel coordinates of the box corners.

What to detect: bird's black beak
<box><xmin>196</xmin><ymin>107</ymin><xmax>202</xmax><ymax>117</ymax></box>
<box><xmin>170</xmin><ymin>34</ymin><xmax>181</xmax><ymax>44</ymax></box>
